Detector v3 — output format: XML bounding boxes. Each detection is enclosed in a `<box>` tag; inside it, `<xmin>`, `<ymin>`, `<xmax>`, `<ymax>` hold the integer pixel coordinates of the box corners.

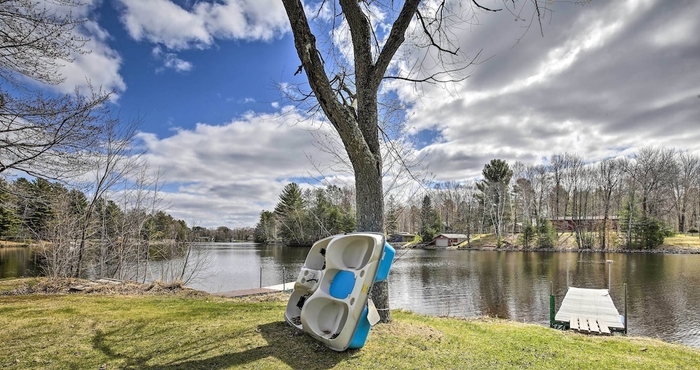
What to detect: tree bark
<box><xmin>282</xmin><ymin>0</ymin><xmax>421</xmax><ymax>323</ymax></box>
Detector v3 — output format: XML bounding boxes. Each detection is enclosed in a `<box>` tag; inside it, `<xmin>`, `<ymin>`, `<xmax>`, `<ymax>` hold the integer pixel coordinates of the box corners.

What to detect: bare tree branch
<box><xmin>472</xmin><ymin>0</ymin><xmax>503</xmax><ymax>12</ymax></box>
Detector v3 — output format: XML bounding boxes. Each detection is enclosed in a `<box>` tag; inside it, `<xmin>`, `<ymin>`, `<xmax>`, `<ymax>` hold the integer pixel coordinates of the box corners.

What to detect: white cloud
<box><xmin>385</xmin><ymin>0</ymin><xmax>700</xmax><ymax>181</ymax></box>
<box><xmin>116</xmin><ymin>0</ymin><xmax>289</xmax><ymax>50</ymax></box>
<box><xmin>119</xmin><ymin>0</ymin><xmax>700</xmax><ymax>228</ymax></box>
<box><xmin>152</xmin><ymin>46</ymin><xmax>193</xmax><ymax>73</ymax></box>
<box><xmin>49</xmin><ymin>10</ymin><xmax>126</xmax><ymax>97</ymax></box>
<box><xmin>137</xmin><ymin>109</ymin><xmax>344</xmax><ymax>227</ymax></box>
<box><xmin>20</xmin><ymin>0</ymin><xmax>126</xmax><ymax>96</ymax></box>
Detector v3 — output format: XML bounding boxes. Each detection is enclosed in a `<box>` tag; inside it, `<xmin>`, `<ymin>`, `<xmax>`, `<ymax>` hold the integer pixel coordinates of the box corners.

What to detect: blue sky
<box><xmin>95</xmin><ymin>1</ymin><xmax>298</xmax><ymax>136</ymax></box>
<box><xmin>20</xmin><ymin>0</ymin><xmax>700</xmax><ymax>228</ymax></box>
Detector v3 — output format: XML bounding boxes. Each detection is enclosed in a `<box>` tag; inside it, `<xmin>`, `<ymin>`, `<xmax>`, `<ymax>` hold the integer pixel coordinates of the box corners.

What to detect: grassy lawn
<box><xmin>458</xmin><ymin>234</ymin><xmax>494</xmax><ymax>247</ymax></box>
<box><xmin>456</xmin><ymin>232</ymin><xmax>700</xmax><ymax>250</ymax></box>
<box><xmin>663</xmin><ymin>234</ymin><xmax>700</xmax><ymax>249</ymax></box>
<box><xmin>1</xmin><ymin>279</ymin><xmax>699</xmax><ymax>369</ymax></box>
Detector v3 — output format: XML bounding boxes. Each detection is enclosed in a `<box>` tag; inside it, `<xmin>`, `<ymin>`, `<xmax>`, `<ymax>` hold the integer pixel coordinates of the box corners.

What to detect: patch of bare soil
<box><xmin>0</xmin><ymin>278</ymin><xmax>210</xmax><ymax>298</ymax></box>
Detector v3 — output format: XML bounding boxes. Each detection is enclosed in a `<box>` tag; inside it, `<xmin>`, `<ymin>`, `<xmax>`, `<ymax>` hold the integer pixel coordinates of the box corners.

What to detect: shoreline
<box><xmin>403</xmin><ymin>244</ymin><xmax>700</xmax><ymax>254</ymax></box>
<box><xmin>456</xmin><ymin>246</ymin><xmax>700</xmax><ymax>254</ymax></box>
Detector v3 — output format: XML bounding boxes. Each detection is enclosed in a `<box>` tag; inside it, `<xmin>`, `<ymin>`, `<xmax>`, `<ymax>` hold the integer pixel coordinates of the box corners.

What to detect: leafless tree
<box><xmin>671</xmin><ymin>152</ymin><xmax>700</xmax><ymax>233</ymax></box>
<box><xmin>595</xmin><ymin>158</ymin><xmax>625</xmax><ymax>249</ymax></box>
<box><xmin>623</xmin><ymin>147</ymin><xmax>677</xmax><ymax>219</ymax></box>
<box><xmin>512</xmin><ymin>162</ymin><xmax>537</xmax><ymax>226</ymax></box>
<box><xmin>0</xmin><ymin>0</ymin><xmax>112</xmax><ymax>179</ymax></box>
<box><xmin>549</xmin><ymin>153</ymin><xmax>567</xmax><ymax>219</ymax></box>
<box><xmin>456</xmin><ymin>181</ymin><xmax>479</xmax><ymax>246</ymax></box>
<box><xmin>73</xmin><ymin>116</ymin><xmax>141</xmax><ymax>277</ymax></box>
<box><xmin>529</xmin><ymin>164</ymin><xmax>551</xmax><ymax>219</ymax></box>
<box><xmin>282</xmin><ymin>0</ymin><xmax>563</xmax><ymax>320</ymax></box>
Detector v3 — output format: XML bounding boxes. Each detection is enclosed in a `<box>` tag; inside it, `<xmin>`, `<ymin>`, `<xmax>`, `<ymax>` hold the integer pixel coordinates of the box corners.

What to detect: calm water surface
<box><xmin>184</xmin><ymin>243</ymin><xmax>700</xmax><ymax>348</ymax></box>
<box><xmin>0</xmin><ymin>248</ymin><xmax>39</xmax><ymax>278</ymax></box>
<box><xmin>3</xmin><ymin>243</ymin><xmax>699</xmax><ymax>348</ymax></box>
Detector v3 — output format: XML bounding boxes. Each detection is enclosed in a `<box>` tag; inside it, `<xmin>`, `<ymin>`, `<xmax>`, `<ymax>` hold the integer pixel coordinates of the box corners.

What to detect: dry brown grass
<box><xmin>0</xmin><ymin>277</ymin><xmax>210</xmax><ymax>297</ymax></box>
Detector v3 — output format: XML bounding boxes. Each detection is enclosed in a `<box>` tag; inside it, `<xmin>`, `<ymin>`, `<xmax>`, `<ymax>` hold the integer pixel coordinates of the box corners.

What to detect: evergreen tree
<box><xmin>419</xmin><ymin>195</ymin><xmax>442</xmax><ymax>242</ymax></box>
<box><xmin>274</xmin><ymin>183</ymin><xmax>308</xmax><ymax>246</ymax></box>
<box><xmin>254</xmin><ymin>210</ymin><xmax>276</xmax><ymax>243</ymax></box>
<box><xmin>0</xmin><ymin>179</ymin><xmax>20</xmax><ymax>238</ymax></box>
<box><xmin>477</xmin><ymin>159</ymin><xmax>513</xmax><ymax>247</ymax></box>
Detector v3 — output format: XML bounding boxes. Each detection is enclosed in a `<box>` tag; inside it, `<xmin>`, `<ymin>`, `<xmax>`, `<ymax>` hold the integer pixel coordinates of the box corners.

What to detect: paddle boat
<box><xmin>284</xmin><ymin>232</ymin><xmax>395</xmax><ymax>351</ymax></box>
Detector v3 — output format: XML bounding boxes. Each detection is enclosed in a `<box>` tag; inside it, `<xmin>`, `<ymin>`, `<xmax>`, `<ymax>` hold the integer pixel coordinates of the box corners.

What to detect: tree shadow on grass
<box><xmin>92</xmin><ymin>321</ymin><xmax>355</xmax><ymax>370</ymax></box>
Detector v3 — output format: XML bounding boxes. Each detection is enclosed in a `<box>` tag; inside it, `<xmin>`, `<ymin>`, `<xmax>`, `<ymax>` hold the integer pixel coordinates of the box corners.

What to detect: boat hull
<box><xmin>284</xmin><ymin>233</ymin><xmax>395</xmax><ymax>351</ymax></box>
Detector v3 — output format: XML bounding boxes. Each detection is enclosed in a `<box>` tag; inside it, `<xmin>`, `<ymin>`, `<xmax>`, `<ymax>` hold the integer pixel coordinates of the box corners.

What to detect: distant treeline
<box><xmin>256</xmin><ymin>146</ymin><xmax>700</xmax><ymax>249</ymax></box>
<box><xmin>254</xmin><ymin>183</ymin><xmax>356</xmax><ymax>247</ymax></box>
<box><xmin>190</xmin><ymin>226</ymin><xmax>254</xmax><ymax>242</ymax></box>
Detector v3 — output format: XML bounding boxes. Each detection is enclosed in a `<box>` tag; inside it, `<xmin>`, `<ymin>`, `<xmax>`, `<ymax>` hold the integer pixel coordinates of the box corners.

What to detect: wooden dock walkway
<box><xmin>219</xmin><ymin>281</ymin><xmax>296</xmax><ymax>298</ymax></box>
<box><xmin>554</xmin><ymin>287</ymin><xmax>624</xmax><ymax>335</ymax></box>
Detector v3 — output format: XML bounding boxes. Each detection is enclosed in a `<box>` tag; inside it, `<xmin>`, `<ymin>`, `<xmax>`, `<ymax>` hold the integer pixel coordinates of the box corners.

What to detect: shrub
<box><xmin>632</xmin><ymin>216</ymin><xmax>667</xmax><ymax>249</ymax></box>
<box><xmin>519</xmin><ymin>223</ymin><xmax>536</xmax><ymax>248</ymax></box>
<box><xmin>535</xmin><ymin>218</ymin><xmax>557</xmax><ymax>249</ymax></box>
<box><xmin>576</xmin><ymin>232</ymin><xmax>596</xmax><ymax>249</ymax></box>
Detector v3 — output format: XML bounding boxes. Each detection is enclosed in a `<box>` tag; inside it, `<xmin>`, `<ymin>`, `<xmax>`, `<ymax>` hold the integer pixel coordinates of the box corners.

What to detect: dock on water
<box><xmin>219</xmin><ymin>281</ymin><xmax>296</xmax><ymax>298</ymax></box>
<box><xmin>552</xmin><ymin>287</ymin><xmax>626</xmax><ymax>335</ymax></box>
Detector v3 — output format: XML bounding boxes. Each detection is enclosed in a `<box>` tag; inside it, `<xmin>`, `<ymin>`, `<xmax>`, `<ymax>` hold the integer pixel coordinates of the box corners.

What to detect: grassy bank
<box><xmin>453</xmin><ymin>232</ymin><xmax>700</xmax><ymax>251</ymax></box>
<box><xmin>1</xmin><ymin>279</ymin><xmax>699</xmax><ymax>369</ymax></box>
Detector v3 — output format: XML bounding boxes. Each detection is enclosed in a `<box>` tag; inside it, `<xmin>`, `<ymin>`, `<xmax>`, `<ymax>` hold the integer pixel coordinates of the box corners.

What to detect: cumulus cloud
<box><xmin>388</xmin><ymin>0</ymin><xmax>700</xmax><ymax>181</ymax></box>
<box><xmin>115</xmin><ymin>0</ymin><xmax>289</xmax><ymax>50</ymax></box>
<box><xmin>45</xmin><ymin>2</ymin><xmax>126</xmax><ymax>96</ymax></box>
<box><xmin>120</xmin><ymin>0</ymin><xmax>700</xmax><ymax>228</ymax></box>
<box><xmin>136</xmin><ymin>109</ymin><xmax>344</xmax><ymax>227</ymax></box>
<box><xmin>152</xmin><ymin>46</ymin><xmax>193</xmax><ymax>73</ymax></box>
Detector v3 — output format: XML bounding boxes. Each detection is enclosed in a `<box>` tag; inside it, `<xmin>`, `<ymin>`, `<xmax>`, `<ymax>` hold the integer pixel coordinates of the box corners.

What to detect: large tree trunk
<box><xmin>352</xmin><ymin>147</ymin><xmax>390</xmax><ymax>321</ymax></box>
<box><xmin>281</xmin><ymin>0</ymin><xmax>422</xmax><ymax>323</ymax></box>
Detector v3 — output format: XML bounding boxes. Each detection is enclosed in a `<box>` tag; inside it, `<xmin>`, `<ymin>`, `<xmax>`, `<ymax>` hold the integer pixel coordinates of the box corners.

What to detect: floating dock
<box><xmin>552</xmin><ymin>287</ymin><xmax>626</xmax><ymax>335</ymax></box>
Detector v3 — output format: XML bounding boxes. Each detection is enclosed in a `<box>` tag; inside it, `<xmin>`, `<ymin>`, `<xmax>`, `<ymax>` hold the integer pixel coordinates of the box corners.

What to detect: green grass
<box><xmin>1</xmin><ymin>284</ymin><xmax>699</xmax><ymax>369</ymax></box>
<box><xmin>460</xmin><ymin>234</ymin><xmax>498</xmax><ymax>247</ymax></box>
<box><xmin>456</xmin><ymin>232</ymin><xmax>700</xmax><ymax>250</ymax></box>
<box><xmin>664</xmin><ymin>234</ymin><xmax>700</xmax><ymax>248</ymax></box>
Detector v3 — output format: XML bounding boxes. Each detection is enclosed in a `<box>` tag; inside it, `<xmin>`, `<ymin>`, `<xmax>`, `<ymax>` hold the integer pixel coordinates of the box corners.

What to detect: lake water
<box><xmin>3</xmin><ymin>243</ymin><xmax>699</xmax><ymax>348</ymax></box>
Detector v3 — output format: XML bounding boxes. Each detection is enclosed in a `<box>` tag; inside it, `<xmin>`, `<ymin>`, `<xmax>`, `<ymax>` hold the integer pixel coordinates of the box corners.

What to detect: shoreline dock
<box><xmin>552</xmin><ymin>286</ymin><xmax>625</xmax><ymax>335</ymax></box>
<box><xmin>219</xmin><ymin>281</ymin><xmax>296</xmax><ymax>298</ymax></box>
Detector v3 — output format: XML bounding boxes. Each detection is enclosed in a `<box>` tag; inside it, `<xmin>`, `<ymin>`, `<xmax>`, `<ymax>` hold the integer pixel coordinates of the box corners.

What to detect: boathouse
<box><xmin>434</xmin><ymin>233</ymin><xmax>468</xmax><ymax>247</ymax></box>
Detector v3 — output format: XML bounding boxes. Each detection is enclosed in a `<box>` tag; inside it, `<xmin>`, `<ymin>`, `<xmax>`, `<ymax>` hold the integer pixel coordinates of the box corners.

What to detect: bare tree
<box><xmin>624</xmin><ymin>147</ymin><xmax>677</xmax><ymax>218</ymax></box>
<box><xmin>549</xmin><ymin>153</ymin><xmax>567</xmax><ymax>219</ymax></box>
<box><xmin>1</xmin><ymin>0</ymin><xmax>112</xmax><ymax>179</ymax></box>
<box><xmin>671</xmin><ymin>152</ymin><xmax>700</xmax><ymax>233</ymax></box>
<box><xmin>595</xmin><ymin>158</ymin><xmax>625</xmax><ymax>249</ymax></box>
<box><xmin>73</xmin><ymin>116</ymin><xmax>141</xmax><ymax>277</ymax></box>
<box><xmin>512</xmin><ymin>162</ymin><xmax>537</xmax><ymax>226</ymax></box>
<box><xmin>456</xmin><ymin>182</ymin><xmax>479</xmax><ymax>246</ymax></box>
<box><xmin>282</xmin><ymin>0</ymin><xmax>556</xmax><ymax>321</ymax></box>
<box><xmin>282</xmin><ymin>0</ymin><xmax>445</xmax><ymax>322</ymax></box>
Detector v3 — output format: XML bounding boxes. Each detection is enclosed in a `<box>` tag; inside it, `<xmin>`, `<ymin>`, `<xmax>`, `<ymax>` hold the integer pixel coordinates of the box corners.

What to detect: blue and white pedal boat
<box><xmin>284</xmin><ymin>232</ymin><xmax>395</xmax><ymax>351</ymax></box>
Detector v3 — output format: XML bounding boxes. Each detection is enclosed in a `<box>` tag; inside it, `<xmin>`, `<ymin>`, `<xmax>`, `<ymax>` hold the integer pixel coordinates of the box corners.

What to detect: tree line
<box><xmin>396</xmin><ymin>147</ymin><xmax>699</xmax><ymax>249</ymax></box>
<box><xmin>259</xmin><ymin>147</ymin><xmax>700</xmax><ymax>250</ymax></box>
<box><xmin>254</xmin><ymin>183</ymin><xmax>356</xmax><ymax>246</ymax></box>
<box><xmin>0</xmin><ymin>176</ymin><xmax>199</xmax><ymax>278</ymax></box>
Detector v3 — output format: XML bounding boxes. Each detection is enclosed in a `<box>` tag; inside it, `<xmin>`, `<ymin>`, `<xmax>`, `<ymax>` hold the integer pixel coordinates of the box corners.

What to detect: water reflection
<box><xmin>386</xmin><ymin>249</ymin><xmax>700</xmax><ymax>348</ymax></box>
<box><xmin>185</xmin><ymin>243</ymin><xmax>311</xmax><ymax>293</ymax></box>
<box><xmin>0</xmin><ymin>248</ymin><xmax>39</xmax><ymax>278</ymax></box>
<box><xmin>2</xmin><ymin>243</ymin><xmax>699</xmax><ymax>348</ymax></box>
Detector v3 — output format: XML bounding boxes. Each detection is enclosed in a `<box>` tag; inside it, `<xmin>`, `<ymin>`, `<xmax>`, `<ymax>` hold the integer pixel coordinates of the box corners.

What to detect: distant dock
<box><xmin>551</xmin><ymin>287</ymin><xmax>626</xmax><ymax>335</ymax></box>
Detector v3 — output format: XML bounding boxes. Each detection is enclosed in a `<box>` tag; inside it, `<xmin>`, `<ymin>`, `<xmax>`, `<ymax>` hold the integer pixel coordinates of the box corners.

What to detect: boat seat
<box><xmin>329</xmin><ymin>270</ymin><xmax>355</xmax><ymax>299</ymax></box>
